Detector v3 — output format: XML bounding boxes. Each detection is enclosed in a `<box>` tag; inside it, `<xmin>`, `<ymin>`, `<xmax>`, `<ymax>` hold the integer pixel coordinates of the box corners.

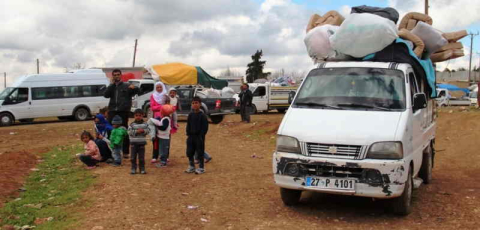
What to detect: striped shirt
<box><xmin>128</xmin><ymin>121</ymin><xmax>151</xmax><ymax>145</ymax></box>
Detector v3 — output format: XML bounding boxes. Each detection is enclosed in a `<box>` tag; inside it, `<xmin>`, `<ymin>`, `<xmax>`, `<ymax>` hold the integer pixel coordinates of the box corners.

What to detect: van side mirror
<box><xmin>413</xmin><ymin>93</ymin><xmax>427</xmax><ymax>110</ymax></box>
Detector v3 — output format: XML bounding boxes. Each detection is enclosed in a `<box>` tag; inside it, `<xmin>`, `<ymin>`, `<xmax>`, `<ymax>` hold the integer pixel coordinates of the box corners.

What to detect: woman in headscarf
<box><xmin>149</xmin><ymin>81</ymin><xmax>167</xmax><ymax>163</ymax></box>
<box><xmin>150</xmin><ymin>82</ymin><xmax>167</xmax><ymax>118</ymax></box>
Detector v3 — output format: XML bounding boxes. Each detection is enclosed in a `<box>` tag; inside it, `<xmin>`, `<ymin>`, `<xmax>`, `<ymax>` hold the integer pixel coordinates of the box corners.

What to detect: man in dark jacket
<box><xmin>104</xmin><ymin>69</ymin><xmax>139</xmax><ymax>158</ymax></box>
<box><xmin>238</xmin><ymin>83</ymin><xmax>253</xmax><ymax>123</ymax></box>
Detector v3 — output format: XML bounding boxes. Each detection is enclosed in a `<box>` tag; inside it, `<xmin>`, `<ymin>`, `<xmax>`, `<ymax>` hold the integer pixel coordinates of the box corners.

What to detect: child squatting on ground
<box><xmin>110</xmin><ymin>115</ymin><xmax>128</xmax><ymax>166</ymax></box>
<box><xmin>185</xmin><ymin>96</ymin><xmax>209</xmax><ymax>174</ymax></box>
<box><xmin>128</xmin><ymin>109</ymin><xmax>151</xmax><ymax>174</ymax></box>
<box><xmin>149</xmin><ymin>104</ymin><xmax>174</xmax><ymax>168</ymax></box>
<box><xmin>77</xmin><ymin>131</ymin><xmax>102</xmax><ymax>169</ymax></box>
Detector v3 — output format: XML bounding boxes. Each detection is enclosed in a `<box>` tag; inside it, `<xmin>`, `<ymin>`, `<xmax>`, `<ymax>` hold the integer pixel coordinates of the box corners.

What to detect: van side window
<box><xmin>5</xmin><ymin>88</ymin><xmax>28</xmax><ymax>104</ymax></box>
<box><xmin>253</xmin><ymin>86</ymin><xmax>266</xmax><ymax>97</ymax></box>
<box><xmin>139</xmin><ymin>84</ymin><xmax>154</xmax><ymax>96</ymax></box>
<box><xmin>408</xmin><ymin>73</ymin><xmax>418</xmax><ymax>100</ymax></box>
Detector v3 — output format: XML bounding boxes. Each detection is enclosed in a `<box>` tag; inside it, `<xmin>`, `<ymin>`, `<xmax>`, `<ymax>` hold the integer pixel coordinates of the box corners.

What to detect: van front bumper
<box><xmin>272</xmin><ymin>152</ymin><xmax>408</xmax><ymax>198</ymax></box>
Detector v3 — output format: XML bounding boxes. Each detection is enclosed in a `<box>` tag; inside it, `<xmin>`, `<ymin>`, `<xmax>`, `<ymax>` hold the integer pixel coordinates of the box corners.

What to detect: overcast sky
<box><xmin>1</xmin><ymin>0</ymin><xmax>479</xmax><ymax>89</ymax></box>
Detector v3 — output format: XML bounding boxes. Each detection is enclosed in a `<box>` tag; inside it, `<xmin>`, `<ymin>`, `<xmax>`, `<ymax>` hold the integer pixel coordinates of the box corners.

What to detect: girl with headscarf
<box><xmin>93</xmin><ymin>114</ymin><xmax>114</xmax><ymax>162</ymax></box>
<box><xmin>150</xmin><ymin>82</ymin><xmax>167</xmax><ymax>118</ymax></box>
<box><xmin>149</xmin><ymin>81</ymin><xmax>168</xmax><ymax>163</ymax></box>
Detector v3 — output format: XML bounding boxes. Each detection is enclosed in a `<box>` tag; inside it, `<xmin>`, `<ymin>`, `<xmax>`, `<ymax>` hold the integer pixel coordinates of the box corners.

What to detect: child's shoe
<box><xmin>87</xmin><ymin>166</ymin><xmax>96</xmax><ymax>170</ymax></box>
<box><xmin>105</xmin><ymin>158</ymin><xmax>114</xmax><ymax>164</ymax></box>
<box><xmin>151</xmin><ymin>159</ymin><xmax>157</xmax><ymax>163</ymax></box>
<box><xmin>130</xmin><ymin>169</ymin><xmax>136</xmax><ymax>174</ymax></box>
<box><xmin>184</xmin><ymin>166</ymin><xmax>195</xmax><ymax>173</ymax></box>
<box><xmin>195</xmin><ymin>168</ymin><xmax>205</xmax><ymax>174</ymax></box>
<box><xmin>205</xmin><ymin>157</ymin><xmax>213</xmax><ymax>163</ymax></box>
<box><xmin>140</xmin><ymin>170</ymin><xmax>146</xmax><ymax>174</ymax></box>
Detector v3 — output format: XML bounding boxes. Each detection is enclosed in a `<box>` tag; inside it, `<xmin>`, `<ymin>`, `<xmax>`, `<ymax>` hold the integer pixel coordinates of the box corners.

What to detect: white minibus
<box><xmin>0</xmin><ymin>69</ymin><xmax>109</xmax><ymax>126</ymax></box>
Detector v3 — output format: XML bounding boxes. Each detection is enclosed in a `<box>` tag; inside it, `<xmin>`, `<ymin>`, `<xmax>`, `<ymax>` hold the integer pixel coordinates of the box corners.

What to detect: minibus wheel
<box><xmin>391</xmin><ymin>165</ymin><xmax>413</xmax><ymax>216</ymax></box>
<box><xmin>74</xmin><ymin>107</ymin><xmax>89</xmax><ymax>121</ymax></box>
<box><xmin>0</xmin><ymin>113</ymin><xmax>14</xmax><ymax>126</ymax></box>
<box><xmin>280</xmin><ymin>188</ymin><xmax>302</xmax><ymax>206</ymax></box>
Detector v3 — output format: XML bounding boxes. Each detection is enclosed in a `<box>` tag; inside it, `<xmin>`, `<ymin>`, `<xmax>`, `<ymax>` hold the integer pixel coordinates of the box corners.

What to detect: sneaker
<box><xmin>195</xmin><ymin>168</ymin><xmax>205</xmax><ymax>174</ymax></box>
<box><xmin>140</xmin><ymin>170</ymin><xmax>146</xmax><ymax>174</ymax></box>
<box><xmin>151</xmin><ymin>159</ymin><xmax>158</xmax><ymax>163</ymax></box>
<box><xmin>205</xmin><ymin>157</ymin><xmax>212</xmax><ymax>163</ymax></box>
<box><xmin>155</xmin><ymin>162</ymin><xmax>167</xmax><ymax>168</ymax></box>
<box><xmin>105</xmin><ymin>158</ymin><xmax>114</xmax><ymax>164</ymax></box>
<box><xmin>184</xmin><ymin>166</ymin><xmax>195</xmax><ymax>173</ymax></box>
<box><xmin>130</xmin><ymin>169</ymin><xmax>136</xmax><ymax>175</ymax></box>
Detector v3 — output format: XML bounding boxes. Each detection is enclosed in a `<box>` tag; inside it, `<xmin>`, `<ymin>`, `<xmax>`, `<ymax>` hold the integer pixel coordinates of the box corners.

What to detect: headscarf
<box><xmin>95</xmin><ymin>114</ymin><xmax>113</xmax><ymax>136</ymax></box>
<box><xmin>153</xmin><ymin>81</ymin><xmax>167</xmax><ymax>104</ymax></box>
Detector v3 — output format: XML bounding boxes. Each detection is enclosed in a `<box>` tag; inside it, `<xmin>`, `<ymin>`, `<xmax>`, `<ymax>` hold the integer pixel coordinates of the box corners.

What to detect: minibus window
<box><xmin>3</xmin><ymin>88</ymin><xmax>28</xmax><ymax>104</ymax></box>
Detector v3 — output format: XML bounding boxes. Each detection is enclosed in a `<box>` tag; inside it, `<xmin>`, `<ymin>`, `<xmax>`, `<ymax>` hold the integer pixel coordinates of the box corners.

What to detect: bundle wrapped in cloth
<box><xmin>330</xmin><ymin>13</ymin><xmax>398</xmax><ymax>58</ymax></box>
<box><xmin>399</xmin><ymin>12</ymin><xmax>433</xmax><ymax>31</ymax></box>
<box><xmin>304</xmin><ymin>25</ymin><xmax>339</xmax><ymax>62</ymax></box>
<box><xmin>351</xmin><ymin>5</ymin><xmax>399</xmax><ymax>24</ymax></box>
<box><xmin>306</xmin><ymin>10</ymin><xmax>344</xmax><ymax>33</ymax></box>
<box><xmin>430</xmin><ymin>30</ymin><xmax>467</xmax><ymax>62</ymax></box>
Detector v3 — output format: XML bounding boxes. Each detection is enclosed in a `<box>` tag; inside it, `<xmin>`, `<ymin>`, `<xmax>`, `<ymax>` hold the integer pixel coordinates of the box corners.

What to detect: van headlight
<box><xmin>276</xmin><ymin>135</ymin><xmax>301</xmax><ymax>154</ymax></box>
<box><xmin>366</xmin><ymin>142</ymin><xmax>403</xmax><ymax>159</ymax></box>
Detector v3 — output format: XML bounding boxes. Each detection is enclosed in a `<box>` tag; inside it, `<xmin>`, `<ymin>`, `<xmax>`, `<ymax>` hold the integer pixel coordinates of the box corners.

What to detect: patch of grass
<box><xmin>0</xmin><ymin>146</ymin><xmax>95</xmax><ymax>229</ymax></box>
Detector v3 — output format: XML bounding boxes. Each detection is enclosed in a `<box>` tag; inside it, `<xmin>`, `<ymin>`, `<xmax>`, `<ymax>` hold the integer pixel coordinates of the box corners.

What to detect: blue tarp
<box><xmin>437</xmin><ymin>84</ymin><xmax>470</xmax><ymax>94</ymax></box>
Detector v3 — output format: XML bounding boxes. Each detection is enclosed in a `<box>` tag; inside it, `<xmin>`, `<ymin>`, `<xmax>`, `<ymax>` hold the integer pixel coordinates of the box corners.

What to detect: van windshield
<box><xmin>0</xmin><ymin>87</ymin><xmax>14</xmax><ymax>100</ymax></box>
<box><xmin>293</xmin><ymin>68</ymin><xmax>406</xmax><ymax>111</ymax></box>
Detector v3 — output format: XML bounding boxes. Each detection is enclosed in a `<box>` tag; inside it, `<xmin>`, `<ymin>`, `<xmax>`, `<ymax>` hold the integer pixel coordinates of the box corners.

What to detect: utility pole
<box><xmin>3</xmin><ymin>72</ymin><xmax>6</xmax><ymax>88</ymax></box>
<box><xmin>132</xmin><ymin>39</ymin><xmax>138</xmax><ymax>67</ymax></box>
<box><xmin>425</xmin><ymin>0</ymin><xmax>429</xmax><ymax>15</ymax></box>
<box><xmin>36</xmin><ymin>59</ymin><xmax>39</xmax><ymax>74</ymax></box>
<box><xmin>468</xmin><ymin>32</ymin><xmax>479</xmax><ymax>83</ymax></box>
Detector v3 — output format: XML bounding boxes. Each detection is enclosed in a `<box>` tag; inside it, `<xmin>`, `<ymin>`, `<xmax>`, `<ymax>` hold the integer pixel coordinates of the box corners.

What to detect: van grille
<box><xmin>303</xmin><ymin>164</ymin><xmax>364</xmax><ymax>178</ymax></box>
<box><xmin>303</xmin><ymin>143</ymin><xmax>364</xmax><ymax>159</ymax></box>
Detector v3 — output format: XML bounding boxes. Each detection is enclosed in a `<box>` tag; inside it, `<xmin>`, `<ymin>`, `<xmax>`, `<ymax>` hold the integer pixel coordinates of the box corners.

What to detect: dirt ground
<box><xmin>0</xmin><ymin>110</ymin><xmax>479</xmax><ymax>229</ymax></box>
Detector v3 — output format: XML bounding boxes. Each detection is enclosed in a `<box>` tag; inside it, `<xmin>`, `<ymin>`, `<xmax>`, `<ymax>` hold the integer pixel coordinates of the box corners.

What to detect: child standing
<box><xmin>78</xmin><ymin>131</ymin><xmax>102</xmax><ymax>169</ymax></box>
<box><xmin>110</xmin><ymin>115</ymin><xmax>128</xmax><ymax>166</ymax></box>
<box><xmin>128</xmin><ymin>109</ymin><xmax>151</xmax><ymax>174</ymax></box>
<box><xmin>168</xmin><ymin>88</ymin><xmax>180</xmax><ymax>134</ymax></box>
<box><xmin>150</xmin><ymin>82</ymin><xmax>167</xmax><ymax>163</ymax></box>
<box><xmin>185</xmin><ymin>97</ymin><xmax>209</xmax><ymax>174</ymax></box>
<box><xmin>149</xmin><ymin>105</ymin><xmax>173</xmax><ymax>167</ymax></box>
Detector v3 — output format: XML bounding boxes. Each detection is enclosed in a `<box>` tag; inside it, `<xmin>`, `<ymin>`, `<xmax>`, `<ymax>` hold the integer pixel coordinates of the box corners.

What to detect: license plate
<box><xmin>305</xmin><ymin>177</ymin><xmax>355</xmax><ymax>190</ymax></box>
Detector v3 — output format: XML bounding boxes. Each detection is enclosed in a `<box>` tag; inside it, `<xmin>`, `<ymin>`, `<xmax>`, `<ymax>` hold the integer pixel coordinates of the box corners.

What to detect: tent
<box><xmin>437</xmin><ymin>83</ymin><xmax>470</xmax><ymax>94</ymax></box>
<box><xmin>149</xmin><ymin>63</ymin><xmax>228</xmax><ymax>89</ymax></box>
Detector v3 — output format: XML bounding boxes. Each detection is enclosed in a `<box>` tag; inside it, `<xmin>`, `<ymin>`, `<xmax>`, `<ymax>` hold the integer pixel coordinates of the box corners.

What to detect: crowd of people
<box><xmin>77</xmin><ymin>69</ymin><xmax>211</xmax><ymax>175</ymax></box>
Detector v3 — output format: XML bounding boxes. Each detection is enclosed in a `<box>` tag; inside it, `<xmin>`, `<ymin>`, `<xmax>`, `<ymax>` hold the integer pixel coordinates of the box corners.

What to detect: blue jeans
<box><xmin>158</xmin><ymin>138</ymin><xmax>170</xmax><ymax>164</ymax></box>
<box><xmin>112</xmin><ymin>145</ymin><xmax>123</xmax><ymax>165</ymax></box>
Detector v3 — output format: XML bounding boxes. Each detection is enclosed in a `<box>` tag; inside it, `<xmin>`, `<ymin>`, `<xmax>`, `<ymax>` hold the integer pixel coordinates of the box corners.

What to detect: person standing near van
<box><xmin>104</xmin><ymin>69</ymin><xmax>139</xmax><ymax>159</ymax></box>
<box><xmin>238</xmin><ymin>84</ymin><xmax>253</xmax><ymax>123</ymax></box>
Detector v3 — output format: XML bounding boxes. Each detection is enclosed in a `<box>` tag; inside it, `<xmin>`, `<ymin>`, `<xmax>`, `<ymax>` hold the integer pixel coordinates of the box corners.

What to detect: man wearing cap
<box><xmin>104</xmin><ymin>69</ymin><xmax>139</xmax><ymax>158</ymax></box>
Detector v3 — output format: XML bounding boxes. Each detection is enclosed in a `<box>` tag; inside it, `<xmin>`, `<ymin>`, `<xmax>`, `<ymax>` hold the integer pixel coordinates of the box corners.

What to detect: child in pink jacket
<box><xmin>77</xmin><ymin>131</ymin><xmax>102</xmax><ymax>169</ymax></box>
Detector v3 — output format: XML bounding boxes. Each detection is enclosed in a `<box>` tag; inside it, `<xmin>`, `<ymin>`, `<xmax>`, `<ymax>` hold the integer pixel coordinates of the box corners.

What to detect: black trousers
<box><xmin>95</xmin><ymin>139</ymin><xmax>112</xmax><ymax>162</ymax></box>
<box><xmin>152</xmin><ymin>138</ymin><xmax>159</xmax><ymax>160</ymax></box>
<box><xmin>240</xmin><ymin>105</ymin><xmax>250</xmax><ymax>122</ymax></box>
<box><xmin>108</xmin><ymin>111</ymin><xmax>130</xmax><ymax>155</ymax></box>
<box><xmin>79</xmin><ymin>155</ymin><xmax>99</xmax><ymax>167</ymax></box>
<box><xmin>186</xmin><ymin>135</ymin><xmax>205</xmax><ymax>169</ymax></box>
<box><xmin>131</xmin><ymin>144</ymin><xmax>146</xmax><ymax>171</ymax></box>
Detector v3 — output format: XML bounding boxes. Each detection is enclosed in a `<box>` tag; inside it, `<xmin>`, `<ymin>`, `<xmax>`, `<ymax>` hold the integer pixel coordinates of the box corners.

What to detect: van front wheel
<box><xmin>390</xmin><ymin>166</ymin><xmax>413</xmax><ymax>216</ymax></box>
<box><xmin>74</xmin><ymin>108</ymin><xmax>90</xmax><ymax>121</ymax></box>
<box><xmin>419</xmin><ymin>145</ymin><xmax>433</xmax><ymax>184</ymax></box>
<box><xmin>280</xmin><ymin>188</ymin><xmax>302</xmax><ymax>206</ymax></box>
<box><xmin>0</xmin><ymin>113</ymin><xmax>14</xmax><ymax>126</ymax></box>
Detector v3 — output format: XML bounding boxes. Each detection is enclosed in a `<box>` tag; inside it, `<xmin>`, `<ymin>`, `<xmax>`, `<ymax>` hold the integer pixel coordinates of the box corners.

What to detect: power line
<box><xmin>468</xmin><ymin>32</ymin><xmax>479</xmax><ymax>82</ymax></box>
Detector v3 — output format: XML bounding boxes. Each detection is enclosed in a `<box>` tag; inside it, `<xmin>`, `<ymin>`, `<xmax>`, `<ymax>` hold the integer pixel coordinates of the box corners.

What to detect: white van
<box><xmin>273</xmin><ymin>62</ymin><xmax>436</xmax><ymax>215</ymax></box>
<box><xmin>249</xmin><ymin>83</ymin><xmax>298</xmax><ymax>113</ymax></box>
<box><xmin>0</xmin><ymin>69</ymin><xmax>109</xmax><ymax>126</ymax></box>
